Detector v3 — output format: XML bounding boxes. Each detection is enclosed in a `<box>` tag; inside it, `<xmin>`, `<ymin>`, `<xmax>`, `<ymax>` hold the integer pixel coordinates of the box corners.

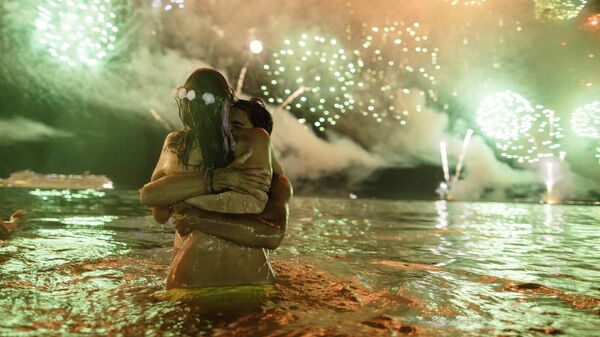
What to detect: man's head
<box><xmin>230</xmin><ymin>98</ymin><xmax>273</xmax><ymax>134</ymax></box>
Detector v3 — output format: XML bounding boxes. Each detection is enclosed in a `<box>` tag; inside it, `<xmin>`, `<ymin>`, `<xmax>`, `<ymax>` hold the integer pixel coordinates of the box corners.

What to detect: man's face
<box><xmin>229</xmin><ymin>107</ymin><xmax>254</xmax><ymax>131</ymax></box>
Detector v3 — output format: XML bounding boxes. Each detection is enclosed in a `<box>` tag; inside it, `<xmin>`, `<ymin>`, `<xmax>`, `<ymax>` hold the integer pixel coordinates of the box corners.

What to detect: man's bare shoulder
<box><xmin>235</xmin><ymin>128</ymin><xmax>271</xmax><ymax>145</ymax></box>
<box><xmin>237</xmin><ymin>127</ymin><xmax>270</xmax><ymax>138</ymax></box>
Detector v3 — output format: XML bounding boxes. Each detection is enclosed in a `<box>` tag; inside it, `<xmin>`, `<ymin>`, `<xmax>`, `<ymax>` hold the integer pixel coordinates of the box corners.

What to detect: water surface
<box><xmin>0</xmin><ymin>188</ymin><xmax>598</xmax><ymax>336</ymax></box>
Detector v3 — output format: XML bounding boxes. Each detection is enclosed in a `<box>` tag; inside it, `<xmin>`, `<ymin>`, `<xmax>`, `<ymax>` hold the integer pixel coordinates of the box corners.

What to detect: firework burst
<box><xmin>476</xmin><ymin>90</ymin><xmax>563</xmax><ymax>164</ymax></box>
<box><xmin>571</xmin><ymin>101</ymin><xmax>600</xmax><ymax>163</ymax></box>
<box><xmin>35</xmin><ymin>0</ymin><xmax>123</xmax><ymax>67</ymax></box>
<box><xmin>347</xmin><ymin>21</ymin><xmax>441</xmax><ymax>126</ymax></box>
<box><xmin>534</xmin><ymin>0</ymin><xmax>589</xmax><ymax>21</ymax></box>
<box><xmin>261</xmin><ymin>33</ymin><xmax>357</xmax><ymax>132</ymax></box>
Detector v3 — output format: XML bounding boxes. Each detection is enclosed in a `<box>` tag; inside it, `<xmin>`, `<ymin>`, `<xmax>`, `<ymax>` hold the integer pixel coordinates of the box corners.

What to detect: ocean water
<box><xmin>0</xmin><ymin>188</ymin><xmax>599</xmax><ymax>336</ymax></box>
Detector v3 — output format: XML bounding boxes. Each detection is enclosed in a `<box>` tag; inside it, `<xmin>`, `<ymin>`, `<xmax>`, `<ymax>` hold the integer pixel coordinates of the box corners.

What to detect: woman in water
<box><xmin>181</xmin><ymin>98</ymin><xmax>285</xmax><ymax>214</ymax></box>
<box><xmin>139</xmin><ymin>68</ymin><xmax>290</xmax><ymax>289</ymax></box>
<box><xmin>171</xmin><ymin>98</ymin><xmax>291</xmax><ymax>246</ymax></box>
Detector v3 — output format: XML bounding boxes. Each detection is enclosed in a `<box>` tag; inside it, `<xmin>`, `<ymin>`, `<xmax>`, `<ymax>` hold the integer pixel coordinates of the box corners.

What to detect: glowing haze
<box><xmin>0</xmin><ymin>0</ymin><xmax>598</xmax><ymax>199</ymax></box>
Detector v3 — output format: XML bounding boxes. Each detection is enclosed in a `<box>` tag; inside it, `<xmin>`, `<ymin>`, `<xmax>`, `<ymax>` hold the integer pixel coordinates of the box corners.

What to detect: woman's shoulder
<box><xmin>166</xmin><ymin>131</ymin><xmax>182</xmax><ymax>142</ymax></box>
<box><xmin>162</xmin><ymin>131</ymin><xmax>187</xmax><ymax>150</ymax></box>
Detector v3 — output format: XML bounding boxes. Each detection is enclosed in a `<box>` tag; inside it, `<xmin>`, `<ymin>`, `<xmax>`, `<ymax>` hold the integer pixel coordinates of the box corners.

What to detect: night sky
<box><xmin>0</xmin><ymin>0</ymin><xmax>598</xmax><ymax>200</ymax></box>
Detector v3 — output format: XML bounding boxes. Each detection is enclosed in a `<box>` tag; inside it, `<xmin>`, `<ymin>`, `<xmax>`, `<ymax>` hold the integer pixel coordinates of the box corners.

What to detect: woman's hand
<box><xmin>213</xmin><ymin>150</ymin><xmax>271</xmax><ymax>200</ymax></box>
<box><xmin>151</xmin><ymin>207</ymin><xmax>172</xmax><ymax>224</ymax></box>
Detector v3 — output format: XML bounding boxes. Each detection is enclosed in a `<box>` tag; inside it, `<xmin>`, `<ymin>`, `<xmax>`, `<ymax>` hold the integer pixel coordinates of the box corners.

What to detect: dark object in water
<box><xmin>0</xmin><ymin>209</ymin><xmax>26</xmax><ymax>239</ymax></box>
<box><xmin>155</xmin><ymin>285</ymin><xmax>272</xmax><ymax>315</ymax></box>
<box><xmin>516</xmin><ymin>283</ymin><xmax>543</xmax><ymax>290</ymax></box>
<box><xmin>361</xmin><ymin>315</ymin><xmax>417</xmax><ymax>334</ymax></box>
<box><xmin>398</xmin><ymin>325</ymin><xmax>417</xmax><ymax>334</ymax></box>
<box><xmin>362</xmin><ymin>315</ymin><xmax>394</xmax><ymax>329</ymax></box>
<box><xmin>529</xmin><ymin>327</ymin><xmax>564</xmax><ymax>335</ymax></box>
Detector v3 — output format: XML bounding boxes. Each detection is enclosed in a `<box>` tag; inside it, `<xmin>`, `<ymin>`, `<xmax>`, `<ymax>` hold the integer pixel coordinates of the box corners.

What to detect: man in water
<box><xmin>179</xmin><ymin>98</ymin><xmax>283</xmax><ymax>215</ymax></box>
<box><xmin>140</xmin><ymin>98</ymin><xmax>291</xmax><ymax>249</ymax></box>
<box><xmin>169</xmin><ymin>98</ymin><xmax>291</xmax><ymax>249</ymax></box>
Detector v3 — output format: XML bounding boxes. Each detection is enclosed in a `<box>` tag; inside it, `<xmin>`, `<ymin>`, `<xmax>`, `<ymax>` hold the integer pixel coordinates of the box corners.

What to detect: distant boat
<box><xmin>0</xmin><ymin>170</ymin><xmax>114</xmax><ymax>190</ymax></box>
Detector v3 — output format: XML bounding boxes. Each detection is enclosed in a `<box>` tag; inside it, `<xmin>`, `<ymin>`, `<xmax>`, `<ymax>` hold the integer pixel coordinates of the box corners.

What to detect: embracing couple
<box><xmin>138</xmin><ymin>68</ymin><xmax>292</xmax><ymax>289</ymax></box>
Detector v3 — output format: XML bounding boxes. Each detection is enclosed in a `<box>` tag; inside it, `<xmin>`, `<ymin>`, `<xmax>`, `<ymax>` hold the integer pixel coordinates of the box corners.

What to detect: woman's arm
<box><xmin>142</xmin><ymin>133</ymin><xmax>178</xmax><ymax>223</ymax></box>
<box><xmin>183</xmin><ymin>128</ymin><xmax>273</xmax><ymax>214</ymax></box>
<box><xmin>140</xmin><ymin>166</ymin><xmax>271</xmax><ymax>207</ymax></box>
<box><xmin>140</xmin><ymin>171</ymin><xmax>210</xmax><ymax>207</ymax></box>
<box><xmin>139</xmin><ymin>150</ymin><xmax>271</xmax><ymax>209</ymax></box>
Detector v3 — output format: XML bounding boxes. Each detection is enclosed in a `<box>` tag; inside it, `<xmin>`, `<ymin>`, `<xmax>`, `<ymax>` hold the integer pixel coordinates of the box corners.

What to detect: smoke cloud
<box><xmin>0</xmin><ymin>117</ymin><xmax>71</xmax><ymax>144</ymax></box>
<box><xmin>1</xmin><ymin>0</ymin><xmax>597</xmax><ymax>198</ymax></box>
<box><xmin>269</xmin><ymin>104</ymin><xmax>383</xmax><ymax>181</ymax></box>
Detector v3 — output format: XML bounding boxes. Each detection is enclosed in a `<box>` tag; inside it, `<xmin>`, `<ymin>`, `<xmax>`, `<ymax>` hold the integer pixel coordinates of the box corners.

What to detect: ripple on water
<box><xmin>0</xmin><ymin>190</ymin><xmax>599</xmax><ymax>336</ymax></box>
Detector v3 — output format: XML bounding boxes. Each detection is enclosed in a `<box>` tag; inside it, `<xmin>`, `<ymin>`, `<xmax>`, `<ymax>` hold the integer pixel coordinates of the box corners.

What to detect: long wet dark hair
<box><xmin>168</xmin><ymin>68</ymin><xmax>235</xmax><ymax>170</ymax></box>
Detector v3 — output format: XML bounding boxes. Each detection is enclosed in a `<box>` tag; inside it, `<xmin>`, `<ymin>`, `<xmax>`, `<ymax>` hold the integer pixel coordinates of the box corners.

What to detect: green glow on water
<box><xmin>0</xmin><ymin>228</ymin><xmax>130</xmax><ymax>274</ymax></box>
<box><xmin>29</xmin><ymin>189</ymin><xmax>107</xmax><ymax>200</ymax></box>
<box><xmin>1</xmin><ymin>191</ymin><xmax>599</xmax><ymax>336</ymax></box>
<box><xmin>61</xmin><ymin>215</ymin><xmax>119</xmax><ymax>226</ymax></box>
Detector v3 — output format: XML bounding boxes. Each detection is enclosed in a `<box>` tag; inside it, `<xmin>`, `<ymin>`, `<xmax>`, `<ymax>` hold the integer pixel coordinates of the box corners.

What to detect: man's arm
<box><xmin>184</xmin><ymin>190</ymin><xmax>269</xmax><ymax>214</ymax></box>
<box><xmin>174</xmin><ymin>175</ymin><xmax>292</xmax><ymax>249</ymax></box>
<box><xmin>174</xmin><ymin>212</ymin><xmax>284</xmax><ymax>250</ymax></box>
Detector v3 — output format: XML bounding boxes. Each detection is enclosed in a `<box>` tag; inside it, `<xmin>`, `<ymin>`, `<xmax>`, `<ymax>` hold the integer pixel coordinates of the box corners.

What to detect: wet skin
<box><xmin>139</xmin><ymin>108</ymin><xmax>292</xmax><ymax>289</ymax></box>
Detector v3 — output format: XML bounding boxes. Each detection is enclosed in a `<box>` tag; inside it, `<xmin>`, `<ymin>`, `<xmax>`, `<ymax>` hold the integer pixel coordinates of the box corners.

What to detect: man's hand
<box><xmin>213</xmin><ymin>150</ymin><xmax>271</xmax><ymax>200</ymax></box>
<box><xmin>171</xmin><ymin>175</ymin><xmax>292</xmax><ymax>249</ymax></box>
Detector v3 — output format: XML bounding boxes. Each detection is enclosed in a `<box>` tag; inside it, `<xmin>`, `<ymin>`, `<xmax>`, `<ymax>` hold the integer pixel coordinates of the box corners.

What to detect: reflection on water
<box><xmin>0</xmin><ymin>188</ymin><xmax>599</xmax><ymax>336</ymax></box>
